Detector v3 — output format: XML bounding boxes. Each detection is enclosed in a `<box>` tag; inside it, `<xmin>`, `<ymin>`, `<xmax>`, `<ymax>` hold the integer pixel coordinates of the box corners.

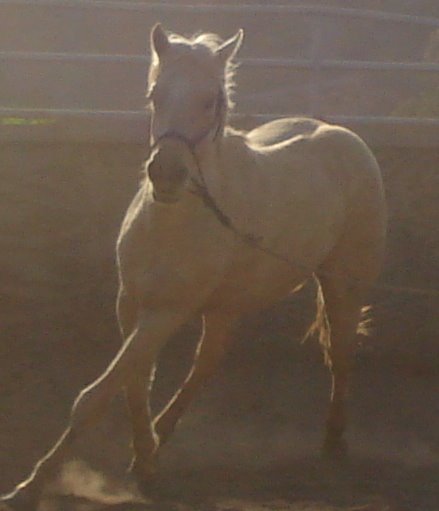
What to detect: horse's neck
<box><xmin>198</xmin><ymin>128</ymin><xmax>250</xmax><ymax>193</ymax></box>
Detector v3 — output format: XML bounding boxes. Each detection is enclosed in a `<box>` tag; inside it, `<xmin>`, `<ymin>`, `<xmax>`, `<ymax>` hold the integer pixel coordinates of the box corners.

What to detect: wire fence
<box><xmin>1</xmin><ymin>2</ymin><xmax>439</xmax><ymax>143</ymax></box>
<box><xmin>1</xmin><ymin>2</ymin><xmax>438</xmax><ymax>298</ymax></box>
<box><xmin>1</xmin><ymin>1</ymin><xmax>439</xmax><ymax>26</ymax></box>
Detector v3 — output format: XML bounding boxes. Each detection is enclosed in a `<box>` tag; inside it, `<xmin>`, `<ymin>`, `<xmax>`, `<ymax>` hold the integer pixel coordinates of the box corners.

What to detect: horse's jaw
<box><xmin>152</xmin><ymin>189</ymin><xmax>181</xmax><ymax>204</ymax></box>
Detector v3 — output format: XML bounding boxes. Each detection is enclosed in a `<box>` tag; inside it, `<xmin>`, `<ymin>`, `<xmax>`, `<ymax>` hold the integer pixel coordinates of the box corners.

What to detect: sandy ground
<box><xmin>1</xmin><ymin>144</ymin><xmax>438</xmax><ymax>511</ymax></box>
<box><xmin>3</xmin><ymin>343</ymin><xmax>437</xmax><ymax>511</ymax></box>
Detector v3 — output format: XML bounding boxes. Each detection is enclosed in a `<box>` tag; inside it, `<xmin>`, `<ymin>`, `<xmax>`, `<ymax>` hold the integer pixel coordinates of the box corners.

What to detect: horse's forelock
<box><xmin>164</xmin><ymin>31</ymin><xmax>223</xmax><ymax>52</ymax></box>
<box><xmin>185</xmin><ymin>33</ymin><xmax>240</xmax><ymax>95</ymax></box>
<box><xmin>148</xmin><ymin>30</ymin><xmax>239</xmax><ymax>108</ymax></box>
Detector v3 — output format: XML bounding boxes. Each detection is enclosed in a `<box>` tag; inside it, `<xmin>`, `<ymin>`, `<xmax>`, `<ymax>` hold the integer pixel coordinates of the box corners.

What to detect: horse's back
<box><xmin>246</xmin><ymin>116</ymin><xmax>387</xmax><ymax>279</ymax></box>
<box><xmin>246</xmin><ymin>117</ymin><xmax>324</xmax><ymax>148</ymax></box>
<box><xmin>245</xmin><ymin>116</ymin><xmax>383</xmax><ymax>201</ymax></box>
<box><xmin>222</xmin><ymin>117</ymin><xmax>386</xmax><ymax>288</ymax></box>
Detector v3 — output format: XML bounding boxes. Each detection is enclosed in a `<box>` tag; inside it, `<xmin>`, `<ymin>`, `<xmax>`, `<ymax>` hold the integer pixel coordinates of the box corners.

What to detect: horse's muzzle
<box><xmin>147</xmin><ymin>147</ymin><xmax>189</xmax><ymax>204</ymax></box>
<box><xmin>152</xmin><ymin>188</ymin><xmax>181</xmax><ymax>204</ymax></box>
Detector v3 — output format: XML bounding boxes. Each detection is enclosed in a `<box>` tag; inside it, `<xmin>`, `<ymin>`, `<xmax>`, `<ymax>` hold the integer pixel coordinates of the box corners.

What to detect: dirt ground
<box><xmin>1</xmin><ymin>322</ymin><xmax>438</xmax><ymax>511</ymax></box>
<box><xmin>0</xmin><ymin>143</ymin><xmax>438</xmax><ymax>511</ymax></box>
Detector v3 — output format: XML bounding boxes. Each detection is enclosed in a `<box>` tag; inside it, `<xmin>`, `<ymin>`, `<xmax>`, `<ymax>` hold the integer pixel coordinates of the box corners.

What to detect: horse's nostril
<box><xmin>147</xmin><ymin>156</ymin><xmax>162</xmax><ymax>182</ymax></box>
<box><xmin>146</xmin><ymin>139</ymin><xmax>192</xmax><ymax>201</ymax></box>
<box><xmin>148</xmin><ymin>163</ymin><xmax>188</xmax><ymax>186</ymax></box>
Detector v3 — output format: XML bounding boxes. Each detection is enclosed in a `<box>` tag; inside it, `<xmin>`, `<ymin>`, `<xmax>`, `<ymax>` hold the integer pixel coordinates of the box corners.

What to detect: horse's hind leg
<box><xmin>314</xmin><ymin>273</ymin><xmax>364</xmax><ymax>457</ymax></box>
<box><xmin>315</xmin><ymin>242</ymin><xmax>383</xmax><ymax>457</ymax></box>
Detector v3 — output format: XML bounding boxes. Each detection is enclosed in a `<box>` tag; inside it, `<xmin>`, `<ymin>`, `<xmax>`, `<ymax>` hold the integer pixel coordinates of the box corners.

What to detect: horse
<box><xmin>1</xmin><ymin>24</ymin><xmax>386</xmax><ymax>510</ymax></box>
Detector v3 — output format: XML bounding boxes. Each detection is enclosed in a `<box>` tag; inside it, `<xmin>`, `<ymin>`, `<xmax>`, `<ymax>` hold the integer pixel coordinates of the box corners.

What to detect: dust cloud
<box><xmin>51</xmin><ymin>460</ymin><xmax>146</xmax><ymax>507</ymax></box>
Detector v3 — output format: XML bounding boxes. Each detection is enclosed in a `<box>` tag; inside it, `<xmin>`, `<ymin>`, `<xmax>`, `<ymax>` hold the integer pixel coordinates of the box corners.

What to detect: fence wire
<box><xmin>1</xmin><ymin>1</ymin><xmax>438</xmax><ymax>299</ymax></box>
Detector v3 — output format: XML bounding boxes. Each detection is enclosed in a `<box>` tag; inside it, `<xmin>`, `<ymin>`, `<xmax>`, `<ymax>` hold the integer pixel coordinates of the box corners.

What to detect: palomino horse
<box><xmin>2</xmin><ymin>24</ymin><xmax>386</xmax><ymax>510</ymax></box>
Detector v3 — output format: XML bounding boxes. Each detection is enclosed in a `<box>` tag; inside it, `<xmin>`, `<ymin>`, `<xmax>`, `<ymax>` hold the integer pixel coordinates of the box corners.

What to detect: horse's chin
<box><xmin>152</xmin><ymin>190</ymin><xmax>181</xmax><ymax>204</ymax></box>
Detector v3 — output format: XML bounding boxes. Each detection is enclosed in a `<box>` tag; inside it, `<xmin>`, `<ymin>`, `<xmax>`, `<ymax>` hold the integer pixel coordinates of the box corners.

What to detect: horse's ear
<box><xmin>151</xmin><ymin>23</ymin><xmax>170</xmax><ymax>58</ymax></box>
<box><xmin>215</xmin><ymin>29</ymin><xmax>244</xmax><ymax>65</ymax></box>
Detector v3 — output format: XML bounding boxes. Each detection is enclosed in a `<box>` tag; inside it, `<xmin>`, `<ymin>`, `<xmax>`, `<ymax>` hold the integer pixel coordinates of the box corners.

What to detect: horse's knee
<box><xmin>69</xmin><ymin>321</ymin><xmax>157</xmax><ymax>431</ymax></box>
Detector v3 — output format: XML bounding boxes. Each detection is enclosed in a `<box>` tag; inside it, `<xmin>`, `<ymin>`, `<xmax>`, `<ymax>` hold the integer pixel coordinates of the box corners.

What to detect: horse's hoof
<box><xmin>135</xmin><ymin>475</ymin><xmax>162</xmax><ymax>498</ymax></box>
<box><xmin>321</xmin><ymin>436</ymin><xmax>348</xmax><ymax>461</ymax></box>
<box><xmin>133</xmin><ymin>469</ymin><xmax>161</xmax><ymax>498</ymax></box>
<box><xmin>128</xmin><ymin>457</ymin><xmax>160</xmax><ymax>495</ymax></box>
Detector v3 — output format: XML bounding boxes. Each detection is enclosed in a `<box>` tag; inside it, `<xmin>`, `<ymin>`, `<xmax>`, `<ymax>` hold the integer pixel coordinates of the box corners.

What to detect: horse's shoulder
<box><xmin>246</xmin><ymin>117</ymin><xmax>327</xmax><ymax>149</ymax></box>
<box><xmin>117</xmin><ymin>187</ymin><xmax>148</xmax><ymax>251</ymax></box>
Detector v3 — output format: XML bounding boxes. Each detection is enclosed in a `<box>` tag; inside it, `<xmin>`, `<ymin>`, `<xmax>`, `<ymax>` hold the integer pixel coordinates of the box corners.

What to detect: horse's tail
<box><xmin>304</xmin><ymin>282</ymin><xmax>331</xmax><ymax>366</ymax></box>
<box><xmin>304</xmin><ymin>281</ymin><xmax>372</xmax><ymax>367</ymax></box>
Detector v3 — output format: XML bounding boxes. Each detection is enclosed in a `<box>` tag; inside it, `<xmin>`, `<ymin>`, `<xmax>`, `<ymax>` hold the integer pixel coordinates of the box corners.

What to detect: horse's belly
<box><xmin>204</xmin><ymin>252</ymin><xmax>307</xmax><ymax>314</ymax></box>
<box><xmin>204</xmin><ymin>216</ymin><xmax>339</xmax><ymax>313</ymax></box>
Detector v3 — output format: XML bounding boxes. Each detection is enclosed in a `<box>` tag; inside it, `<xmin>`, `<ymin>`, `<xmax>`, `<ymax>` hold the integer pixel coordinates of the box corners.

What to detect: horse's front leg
<box><xmin>154</xmin><ymin>311</ymin><xmax>238</xmax><ymax>447</ymax></box>
<box><xmin>1</xmin><ymin>309</ymin><xmax>185</xmax><ymax>511</ymax></box>
<box><xmin>126</xmin><ymin>369</ymin><xmax>159</xmax><ymax>485</ymax></box>
<box><xmin>117</xmin><ymin>288</ymin><xmax>161</xmax><ymax>484</ymax></box>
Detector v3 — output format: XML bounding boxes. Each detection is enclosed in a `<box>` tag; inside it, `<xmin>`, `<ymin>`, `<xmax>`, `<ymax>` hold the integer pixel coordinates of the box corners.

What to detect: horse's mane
<box><xmin>148</xmin><ymin>30</ymin><xmax>239</xmax><ymax>108</ymax></box>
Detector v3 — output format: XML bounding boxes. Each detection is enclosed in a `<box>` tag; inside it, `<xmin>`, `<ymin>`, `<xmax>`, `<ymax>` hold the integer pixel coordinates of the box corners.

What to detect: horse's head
<box><xmin>146</xmin><ymin>24</ymin><xmax>243</xmax><ymax>204</ymax></box>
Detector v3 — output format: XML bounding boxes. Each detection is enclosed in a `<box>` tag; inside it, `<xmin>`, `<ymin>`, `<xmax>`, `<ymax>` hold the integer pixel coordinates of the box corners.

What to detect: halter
<box><xmin>149</xmin><ymin>89</ymin><xmax>225</xmax><ymax>154</ymax></box>
<box><xmin>148</xmin><ymin>89</ymin><xmax>237</xmax><ymax>230</ymax></box>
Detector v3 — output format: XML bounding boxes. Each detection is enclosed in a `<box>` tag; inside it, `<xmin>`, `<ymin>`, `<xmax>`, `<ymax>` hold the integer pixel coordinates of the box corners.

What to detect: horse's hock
<box><xmin>0</xmin><ymin>140</ymin><xmax>438</xmax><ymax>492</ymax></box>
